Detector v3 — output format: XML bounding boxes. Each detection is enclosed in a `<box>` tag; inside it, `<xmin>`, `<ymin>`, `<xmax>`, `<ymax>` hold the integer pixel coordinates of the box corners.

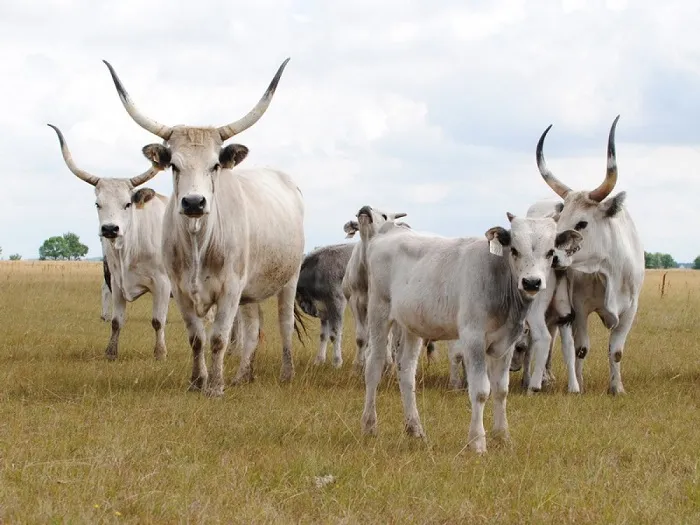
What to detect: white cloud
<box><xmin>1</xmin><ymin>0</ymin><xmax>700</xmax><ymax>262</ymax></box>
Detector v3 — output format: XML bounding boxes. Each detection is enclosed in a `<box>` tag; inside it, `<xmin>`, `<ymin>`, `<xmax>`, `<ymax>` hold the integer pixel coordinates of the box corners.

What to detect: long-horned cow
<box><xmin>359</xmin><ymin>208</ymin><xmax>582</xmax><ymax>453</ymax></box>
<box><xmin>535</xmin><ymin>115</ymin><xmax>644</xmax><ymax>394</ymax></box>
<box><xmin>102</xmin><ymin>58</ymin><xmax>305</xmax><ymax>397</ymax></box>
<box><xmin>48</xmin><ymin>124</ymin><xmax>170</xmax><ymax>360</ymax></box>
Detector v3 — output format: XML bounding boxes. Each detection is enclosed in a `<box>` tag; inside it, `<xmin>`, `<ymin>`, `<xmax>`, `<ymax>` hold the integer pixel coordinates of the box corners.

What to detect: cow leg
<box><xmin>206</xmin><ymin>287</ymin><xmax>244</xmax><ymax>397</ymax></box>
<box><xmin>487</xmin><ymin>345</ymin><xmax>513</xmax><ymax>443</ymax></box>
<box><xmin>607</xmin><ymin>301</ymin><xmax>637</xmax><ymax>396</ymax></box>
<box><xmin>105</xmin><ymin>283</ymin><xmax>126</xmax><ymax>361</ymax></box>
<box><xmin>100</xmin><ymin>282</ymin><xmax>111</xmax><ymax>322</ymax></box>
<box><xmin>542</xmin><ymin>335</ymin><xmax>555</xmax><ymax>385</ymax></box>
<box><xmin>350</xmin><ymin>294</ymin><xmax>369</xmax><ymax>374</ymax></box>
<box><xmin>172</xmin><ymin>289</ymin><xmax>208</xmax><ymax>391</ymax></box>
<box><xmin>151</xmin><ymin>276</ymin><xmax>170</xmax><ymax>361</ymax></box>
<box><xmin>558</xmin><ymin>323</ymin><xmax>579</xmax><ymax>393</ymax></box>
<box><xmin>572</xmin><ymin>306</ymin><xmax>591</xmax><ymax>393</ymax></box>
<box><xmin>231</xmin><ymin>303</ymin><xmax>261</xmax><ymax>385</ymax></box>
<box><xmin>527</xmin><ymin>317</ymin><xmax>552</xmax><ymax>393</ymax></box>
<box><xmin>314</xmin><ymin>317</ymin><xmax>330</xmax><ymax>365</ymax></box>
<box><xmin>329</xmin><ymin>297</ymin><xmax>346</xmax><ymax>369</ymax></box>
<box><xmin>448</xmin><ymin>342</ymin><xmax>467</xmax><ymax>391</ymax></box>
<box><xmin>463</xmin><ymin>330</ymin><xmax>489</xmax><ymax>453</ymax></box>
<box><xmin>397</xmin><ymin>330</ymin><xmax>425</xmax><ymax>438</ymax></box>
<box><xmin>277</xmin><ymin>272</ymin><xmax>299</xmax><ymax>383</ymax></box>
<box><xmin>361</xmin><ymin>295</ymin><xmax>391</xmax><ymax>436</ymax></box>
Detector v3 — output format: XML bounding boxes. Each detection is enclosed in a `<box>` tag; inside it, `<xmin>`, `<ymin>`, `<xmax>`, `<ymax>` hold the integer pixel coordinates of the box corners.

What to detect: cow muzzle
<box><xmin>101</xmin><ymin>223</ymin><xmax>120</xmax><ymax>239</ymax></box>
<box><xmin>521</xmin><ymin>277</ymin><xmax>542</xmax><ymax>295</ymax></box>
<box><xmin>181</xmin><ymin>194</ymin><xmax>207</xmax><ymax>217</ymax></box>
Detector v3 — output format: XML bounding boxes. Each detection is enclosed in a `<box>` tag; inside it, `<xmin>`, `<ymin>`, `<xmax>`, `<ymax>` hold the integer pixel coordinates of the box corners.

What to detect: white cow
<box><xmin>535</xmin><ymin>115</ymin><xmax>645</xmax><ymax>394</ymax></box>
<box><xmin>103</xmin><ymin>59</ymin><xmax>305</xmax><ymax>397</ymax></box>
<box><xmin>48</xmin><ymin>124</ymin><xmax>170</xmax><ymax>360</ymax></box>
<box><xmin>360</xmin><ymin>208</ymin><xmax>582</xmax><ymax>453</ymax></box>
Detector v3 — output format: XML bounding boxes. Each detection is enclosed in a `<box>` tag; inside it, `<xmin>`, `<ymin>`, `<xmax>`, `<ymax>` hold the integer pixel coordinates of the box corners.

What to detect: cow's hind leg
<box><xmin>314</xmin><ymin>317</ymin><xmax>330</xmax><ymax>365</ymax></box>
<box><xmin>277</xmin><ymin>272</ymin><xmax>299</xmax><ymax>383</ymax></box>
<box><xmin>350</xmin><ymin>294</ymin><xmax>369</xmax><ymax>374</ymax></box>
<box><xmin>151</xmin><ymin>276</ymin><xmax>170</xmax><ymax>361</ymax></box>
<box><xmin>231</xmin><ymin>303</ymin><xmax>261</xmax><ymax>385</ymax></box>
<box><xmin>463</xmin><ymin>329</ymin><xmax>489</xmax><ymax>453</ymax></box>
<box><xmin>361</xmin><ymin>295</ymin><xmax>391</xmax><ymax>436</ymax></box>
<box><xmin>397</xmin><ymin>330</ymin><xmax>425</xmax><ymax>438</ymax></box>
<box><xmin>329</xmin><ymin>296</ymin><xmax>346</xmax><ymax>368</ymax></box>
<box><xmin>105</xmin><ymin>284</ymin><xmax>126</xmax><ymax>361</ymax></box>
<box><xmin>607</xmin><ymin>300</ymin><xmax>638</xmax><ymax>396</ymax></box>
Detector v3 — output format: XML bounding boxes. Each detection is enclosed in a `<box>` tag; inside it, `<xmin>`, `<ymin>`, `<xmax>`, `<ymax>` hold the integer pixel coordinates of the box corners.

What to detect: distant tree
<box><xmin>0</xmin><ymin>246</ymin><xmax>2</xmax><ymax>259</ymax></box>
<box><xmin>62</xmin><ymin>232</ymin><xmax>88</xmax><ymax>260</ymax></box>
<box><xmin>693</xmin><ymin>256</ymin><xmax>700</xmax><ymax>270</ymax></box>
<box><xmin>8</xmin><ymin>254</ymin><xmax>21</xmax><ymax>261</ymax></box>
<box><xmin>39</xmin><ymin>236</ymin><xmax>66</xmax><ymax>260</ymax></box>
<box><xmin>659</xmin><ymin>253</ymin><xmax>677</xmax><ymax>269</ymax></box>
<box><xmin>644</xmin><ymin>251</ymin><xmax>660</xmax><ymax>269</ymax></box>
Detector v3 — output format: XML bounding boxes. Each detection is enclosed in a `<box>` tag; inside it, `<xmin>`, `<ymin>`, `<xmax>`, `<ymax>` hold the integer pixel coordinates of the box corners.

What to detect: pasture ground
<box><xmin>0</xmin><ymin>262</ymin><xmax>699</xmax><ymax>524</ymax></box>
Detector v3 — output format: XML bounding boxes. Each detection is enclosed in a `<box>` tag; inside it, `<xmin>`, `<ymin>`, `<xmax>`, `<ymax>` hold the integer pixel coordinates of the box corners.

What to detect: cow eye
<box><xmin>510</xmin><ymin>247</ymin><xmax>519</xmax><ymax>257</ymax></box>
<box><xmin>575</xmin><ymin>221</ymin><xmax>588</xmax><ymax>231</ymax></box>
<box><xmin>382</xmin><ymin>214</ymin><xmax>388</xmax><ymax>220</ymax></box>
<box><xmin>546</xmin><ymin>249</ymin><xmax>554</xmax><ymax>258</ymax></box>
<box><xmin>95</xmin><ymin>203</ymin><xmax>101</xmax><ymax>209</ymax></box>
<box><xmin>124</xmin><ymin>202</ymin><xmax>132</xmax><ymax>210</ymax></box>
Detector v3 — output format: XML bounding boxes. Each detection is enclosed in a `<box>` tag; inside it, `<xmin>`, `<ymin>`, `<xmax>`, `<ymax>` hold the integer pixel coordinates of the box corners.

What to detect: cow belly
<box><xmin>392</xmin><ymin>297</ymin><xmax>459</xmax><ymax>341</ymax></box>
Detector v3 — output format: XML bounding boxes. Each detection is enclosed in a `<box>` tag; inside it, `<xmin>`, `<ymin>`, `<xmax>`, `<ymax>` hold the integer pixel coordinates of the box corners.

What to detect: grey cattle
<box><xmin>359</xmin><ymin>207</ymin><xmax>582</xmax><ymax>453</ymax></box>
<box><xmin>48</xmin><ymin>124</ymin><xmax>170</xmax><ymax>361</ymax></box>
<box><xmin>103</xmin><ymin>58</ymin><xmax>305</xmax><ymax>397</ymax></box>
<box><xmin>536</xmin><ymin>115</ymin><xmax>645</xmax><ymax>394</ymax></box>
<box><xmin>295</xmin><ymin>242</ymin><xmax>356</xmax><ymax>368</ymax></box>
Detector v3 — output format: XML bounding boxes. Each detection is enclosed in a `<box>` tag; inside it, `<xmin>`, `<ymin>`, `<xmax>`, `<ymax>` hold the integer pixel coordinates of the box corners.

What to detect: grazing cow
<box><xmin>509</xmin><ymin>199</ymin><xmax>581</xmax><ymax>393</ymax></box>
<box><xmin>295</xmin><ymin>242</ymin><xmax>356</xmax><ymax>368</ymax></box>
<box><xmin>359</xmin><ymin>207</ymin><xmax>582</xmax><ymax>453</ymax></box>
<box><xmin>535</xmin><ymin>115</ymin><xmax>645</xmax><ymax>394</ymax></box>
<box><xmin>102</xmin><ymin>58</ymin><xmax>305</xmax><ymax>397</ymax></box>
<box><xmin>48</xmin><ymin>124</ymin><xmax>170</xmax><ymax>360</ymax></box>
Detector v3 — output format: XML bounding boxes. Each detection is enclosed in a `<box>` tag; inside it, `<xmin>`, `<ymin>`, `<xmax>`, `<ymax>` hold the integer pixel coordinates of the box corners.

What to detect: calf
<box><xmin>360</xmin><ymin>208</ymin><xmax>582</xmax><ymax>453</ymax></box>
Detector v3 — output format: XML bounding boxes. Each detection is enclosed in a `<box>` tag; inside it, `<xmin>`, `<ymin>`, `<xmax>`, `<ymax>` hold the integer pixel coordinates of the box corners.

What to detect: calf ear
<box><xmin>220</xmin><ymin>144</ymin><xmax>249</xmax><ymax>169</ymax></box>
<box><xmin>555</xmin><ymin>229</ymin><xmax>583</xmax><ymax>254</ymax></box>
<box><xmin>601</xmin><ymin>191</ymin><xmax>626</xmax><ymax>218</ymax></box>
<box><xmin>142</xmin><ymin>144</ymin><xmax>171</xmax><ymax>169</ymax></box>
<box><xmin>485</xmin><ymin>226</ymin><xmax>511</xmax><ymax>246</ymax></box>
<box><xmin>131</xmin><ymin>187</ymin><xmax>156</xmax><ymax>208</ymax></box>
<box><xmin>343</xmin><ymin>220</ymin><xmax>359</xmax><ymax>238</ymax></box>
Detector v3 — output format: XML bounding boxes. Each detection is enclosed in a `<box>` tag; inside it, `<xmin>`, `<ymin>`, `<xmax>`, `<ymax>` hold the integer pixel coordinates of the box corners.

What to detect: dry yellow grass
<box><xmin>1</xmin><ymin>261</ymin><xmax>699</xmax><ymax>524</ymax></box>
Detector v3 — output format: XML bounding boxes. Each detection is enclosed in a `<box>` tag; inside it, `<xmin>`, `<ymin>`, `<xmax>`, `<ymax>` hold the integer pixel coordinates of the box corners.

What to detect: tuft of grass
<box><xmin>1</xmin><ymin>262</ymin><xmax>699</xmax><ymax>523</ymax></box>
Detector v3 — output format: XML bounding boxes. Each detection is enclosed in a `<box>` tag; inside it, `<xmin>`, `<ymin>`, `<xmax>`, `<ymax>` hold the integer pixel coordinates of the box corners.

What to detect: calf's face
<box><xmin>486</xmin><ymin>214</ymin><xmax>582</xmax><ymax>297</ymax></box>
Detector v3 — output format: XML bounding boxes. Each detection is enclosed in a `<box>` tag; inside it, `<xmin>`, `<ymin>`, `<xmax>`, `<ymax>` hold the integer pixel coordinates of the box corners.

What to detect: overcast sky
<box><xmin>2</xmin><ymin>0</ymin><xmax>699</xmax><ymax>261</ymax></box>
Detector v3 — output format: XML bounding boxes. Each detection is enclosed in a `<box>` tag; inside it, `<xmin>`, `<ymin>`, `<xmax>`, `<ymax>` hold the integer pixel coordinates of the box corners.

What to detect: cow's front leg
<box><xmin>396</xmin><ymin>330</ymin><xmax>425</xmax><ymax>438</ymax></box>
<box><xmin>174</xmin><ymin>289</ymin><xmax>208</xmax><ymax>392</ymax></box>
<box><xmin>151</xmin><ymin>276</ymin><xmax>171</xmax><ymax>360</ymax></box>
<box><xmin>207</xmin><ymin>287</ymin><xmax>242</xmax><ymax>397</ymax></box>
<box><xmin>105</xmin><ymin>281</ymin><xmax>126</xmax><ymax>360</ymax></box>
<box><xmin>101</xmin><ymin>282</ymin><xmax>111</xmax><ymax>322</ymax></box>
<box><xmin>231</xmin><ymin>303</ymin><xmax>261</xmax><ymax>385</ymax></box>
<box><xmin>487</xmin><ymin>345</ymin><xmax>514</xmax><ymax>444</ymax></box>
<box><xmin>361</xmin><ymin>295</ymin><xmax>391</xmax><ymax>436</ymax></box>
<box><xmin>463</xmin><ymin>330</ymin><xmax>489</xmax><ymax>453</ymax></box>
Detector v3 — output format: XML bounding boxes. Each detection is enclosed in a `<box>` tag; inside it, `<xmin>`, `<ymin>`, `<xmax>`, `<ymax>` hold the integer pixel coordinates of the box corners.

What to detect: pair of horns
<box><xmin>536</xmin><ymin>115</ymin><xmax>620</xmax><ymax>203</ymax></box>
<box><xmin>47</xmin><ymin>124</ymin><xmax>160</xmax><ymax>188</ymax></box>
<box><xmin>102</xmin><ymin>58</ymin><xmax>290</xmax><ymax>142</ymax></box>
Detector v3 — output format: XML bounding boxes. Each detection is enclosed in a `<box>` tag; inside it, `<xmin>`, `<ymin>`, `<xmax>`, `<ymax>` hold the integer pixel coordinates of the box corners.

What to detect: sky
<box><xmin>2</xmin><ymin>0</ymin><xmax>700</xmax><ymax>261</ymax></box>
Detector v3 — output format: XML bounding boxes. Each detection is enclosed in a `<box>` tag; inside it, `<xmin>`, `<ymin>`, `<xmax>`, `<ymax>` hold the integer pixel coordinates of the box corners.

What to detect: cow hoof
<box><xmin>188</xmin><ymin>377</ymin><xmax>206</xmax><ymax>392</ymax></box>
<box><xmin>492</xmin><ymin>429</ymin><xmax>512</xmax><ymax>445</ymax></box>
<box><xmin>313</xmin><ymin>356</ymin><xmax>326</xmax><ymax>366</ymax></box>
<box><xmin>352</xmin><ymin>361</ymin><xmax>365</xmax><ymax>376</ymax></box>
<box><xmin>154</xmin><ymin>349</ymin><xmax>167</xmax><ymax>361</ymax></box>
<box><xmin>204</xmin><ymin>384</ymin><xmax>224</xmax><ymax>398</ymax></box>
<box><xmin>279</xmin><ymin>367</ymin><xmax>295</xmax><ymax>383</ymax></box>
<box><xmin>405</xmin><ymin>420</ymin><xmax>425</xmax><ymax>438</ymax></box>
<box><xmin>332</xmin><ymin>357</ymin><xmax>343</xmax><ymax>369</ymax></box>
<box><xmin>105</xmin><ymin>351</ymin><xmax>117</xmax><ymax>361</ymax></box>
<box><xmin>468</xmin><ymin>436</ymin><xmax>487</xmax><ymax>454</ymax></box>
<box><xmin>526</xmin><ymin>387</ymin><xmax>540</xmax><ymax>396</ymax></box>
<box><xmin>361</xmin><ymin>413</ymin><xmax>378</xmax><ymax>436</ymax></box>
<box><xmin>543</xmin><ymin>371</ymin><xmax>556</xmax><ymax>385</ymax></box>
<box><xmin>232</xmin><ymin>371</ymin><xmax>254</xmax><ymax>385</ymax></box>
<box><xmin>608</xmin><ymin>384</ymin><xmax>626</xmax><ymax>396</ymax></box>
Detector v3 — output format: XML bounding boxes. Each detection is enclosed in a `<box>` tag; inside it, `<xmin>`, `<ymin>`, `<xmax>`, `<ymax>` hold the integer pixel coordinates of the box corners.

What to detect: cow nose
<box><xmin>181</xmin><ymin>195</ymin><xmax>206</xmax><ymax>216</ymax></box>
<box><xmin>101</xmin><ymin>224</ymin><xmax>119</xmax><ymax>238</ymax></box>
<box><xmin>522</xmin><ymin>277</ymin><xmax>542</xmax><ymax>292</ymax></box>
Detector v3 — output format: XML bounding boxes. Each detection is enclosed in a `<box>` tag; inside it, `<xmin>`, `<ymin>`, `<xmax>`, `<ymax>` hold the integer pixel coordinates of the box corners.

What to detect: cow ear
<box><xmin>131</xmin><ymin>187</ymin><xmax>156</xmax><ymax>208</ymax></box>
<box><xmin>485</xmin><ymin>226</ymin><xmax>511</xmax><ymax>246</ymax></box>
<box><xmin>142</xmin><ymin>144</ymin><xmax>171</xmax><ymax>169</ymax></box>
<box><xmin>220</xmin><ymin>144</ymin><xmax>249</xmax><ymax>169</ymax></box>
<box><xmin>343</xmin><ymin>220</ymin><xmax>359</xmax><ymax>238</ymax></box>
<box><xmin>601</xmin><ymin>191</ymin><xmax>626</xmax><ymax>218</ymax></box>
<box><xmin>555</xmin><ymin>230</ymin><xmax>583</xmax><ymax>253</ymax></box>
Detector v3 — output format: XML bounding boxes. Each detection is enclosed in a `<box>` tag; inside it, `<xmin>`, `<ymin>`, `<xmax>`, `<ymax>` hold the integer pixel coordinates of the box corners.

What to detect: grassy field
<box><xmin>0</xmin><ymin>261</ymin><xmax>699</xmax><ymax>524</ymax></box>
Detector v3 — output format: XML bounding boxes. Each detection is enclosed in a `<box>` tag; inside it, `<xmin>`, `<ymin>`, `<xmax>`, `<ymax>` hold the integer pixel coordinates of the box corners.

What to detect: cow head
<box><xmin>47</xmin><ymin>124</ymin><xmax>162</xmax><ymax>249</ymax></box>
<box><xmin>486</xmin><ymin>214</ymin><xmax>582</xmax><ymax>297</ymax></box>
<box><xmin>528</xmin><ymin>200</ymin><xmax>579</xmax><ymax>270</ymax></box>
<box><xmin>536</xmin><ymin>116</ymin><xmax>627</xmax><ymax>273</ymax></box>
<box><xmin>102</xmin><ymin>58</ymin><xmax>289</xmax><ymax>219</ymax></box>
<box><xmin>355</xmin><ymin>205</ymin><xmax>408</xmax><ymax>243</ymax></box>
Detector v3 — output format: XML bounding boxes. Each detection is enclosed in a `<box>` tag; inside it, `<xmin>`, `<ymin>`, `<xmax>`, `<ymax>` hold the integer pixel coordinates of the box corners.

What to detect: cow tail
<box><xmin>257</xmin><ymin>303</ymin><xmax>266</xmax><ymax>346</ymax></box>
<box><xmin>426</xmin><ymin>340</ymin><xmax>436</xmax><ymax>361</ymax></box>
<box><xmin>293</xmin><ymin>301</ymin><xmax>309</xmax><ymax>348</ymax></box>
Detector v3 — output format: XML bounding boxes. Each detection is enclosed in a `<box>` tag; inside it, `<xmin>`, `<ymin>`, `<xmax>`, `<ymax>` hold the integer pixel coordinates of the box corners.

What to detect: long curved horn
<box><xmin>128</xmin><ymin>166</ymin><xmax>162</xmax><ymax>188</ymax></box>
<box><xmin>217</xmin><ymin>58</ymin><xmax>291</xmax><ymax>141</ymax></box>
<box><xmin>589</xmin><ymin>115</ymin><xmax>620</xmax><ymax>202</ymax></box>
<box><xmin>47</xmin><ymin>124</ymin><xmax>100</xmax><ymax>186</ymax></box>
<box><xmin>536</xmin><ymin>124</ymin><xmax>572</xmax><ymax>199</ymax></box>
<box><xmin>102</xmin><ymin>60</ymin><xmax>173</xmax><ymax>140</ymax></box>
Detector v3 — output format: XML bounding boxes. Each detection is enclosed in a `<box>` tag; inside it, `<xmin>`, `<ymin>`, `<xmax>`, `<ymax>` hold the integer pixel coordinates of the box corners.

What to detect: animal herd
<box><xmin>47</xmin><ymin>58</ymin><xmax>644</xmax><ymax>454</ymax></box>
